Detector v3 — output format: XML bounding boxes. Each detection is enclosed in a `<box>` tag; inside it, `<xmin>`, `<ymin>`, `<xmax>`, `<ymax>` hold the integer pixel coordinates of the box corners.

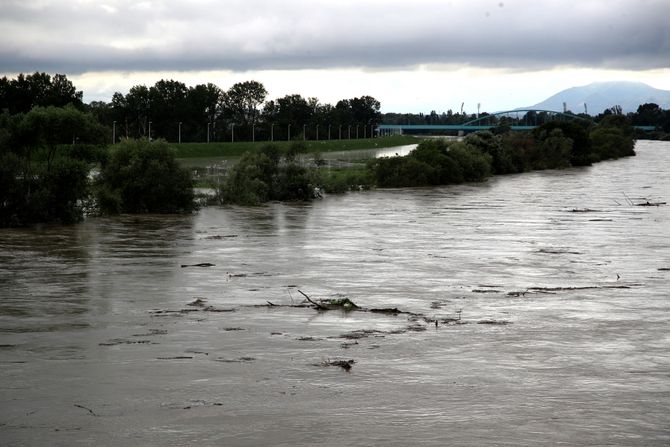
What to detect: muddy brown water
<box><xmin>1</xmin><ymin>140</ymin><xmax>669</xmax><ymax>446</ymax></box>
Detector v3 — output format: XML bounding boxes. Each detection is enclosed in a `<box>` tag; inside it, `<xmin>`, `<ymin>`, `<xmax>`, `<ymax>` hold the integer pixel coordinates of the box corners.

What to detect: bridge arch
<box><xmin>461</xmin><ymin>109</ymin><xmax>593</xmax><ymax>128</ymax></box>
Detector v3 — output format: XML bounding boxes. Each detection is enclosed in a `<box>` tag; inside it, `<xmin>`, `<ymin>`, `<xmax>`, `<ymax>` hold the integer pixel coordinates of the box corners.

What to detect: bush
<box><xmin>534</xmin><ymin>121</ymin><xmax>592</xmax><ymax>166</ymax></box>
<box><xmin>0</xmin><ymin>152</ymin><xmax>90</xmax><ymax>226</ymax></box>
<box><xmin>96</xmin><ymin>139</ymin><xmax>194</xmax><ymax>214</ymax></box>
<box><xmin>446</xmin><ymin>142</ymin><xmax>492</xmax><ymax>181</ymax></box>
<box><xmin>218</xmin><ymin>144</ymin><xmax>313</xmax><ymax>205</ymax></box>
<box><xmin>590</xmin><ymin>126</ymin><xmax>635</xmax><ymax>161</ymax></box>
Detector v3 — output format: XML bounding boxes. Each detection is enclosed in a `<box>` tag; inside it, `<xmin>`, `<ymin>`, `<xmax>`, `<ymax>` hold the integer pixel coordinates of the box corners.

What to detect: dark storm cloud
<box><xmin>1</xmin><ymin>0</ymin><xmax>668</xmax><ymax>74</ymax></box>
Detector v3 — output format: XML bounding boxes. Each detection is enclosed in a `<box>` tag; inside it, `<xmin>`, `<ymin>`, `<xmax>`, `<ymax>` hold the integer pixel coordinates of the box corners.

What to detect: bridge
<box><xmin>377</xmin><ymin>109</ymin><xmax>656</xmax><ymax>135</ymax></box>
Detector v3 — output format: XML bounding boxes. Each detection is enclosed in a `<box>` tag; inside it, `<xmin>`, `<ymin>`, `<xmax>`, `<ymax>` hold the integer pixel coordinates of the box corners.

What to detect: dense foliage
<box><xmin>370</xmin><ymin>117</ymin><xmax>637</xmax><ymax>189</ymax></box>
<box><xmin>218</xmin><ymin>143</ymin><xmax>313</xmax><ymax>205</ymax></box>
<box><xmin>96</xmin><ymin>139</ymin><xmax>195</xmax><ymax>214</ymax></box>
<box><xmin>0</xmin><ymin>72</ymin><xmax>663</xmax><ymax>220</ymax></box>
<box><xmin>0</xmin><ymin>105</ymin><xmax>107</xmax><ymax>226</ymax></box>
<box><xmin>99</xmin><ymin>79</ymin><xmax>382</xmax><ymax>143</ymax></box>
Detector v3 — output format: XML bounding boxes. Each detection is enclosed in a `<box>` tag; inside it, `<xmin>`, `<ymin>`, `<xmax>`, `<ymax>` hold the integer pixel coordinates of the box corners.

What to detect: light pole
<box><xmin>148</xmin><ymin>121</ymin><xmax>152</xmax><ymax>141</ymax></box>
<box><xmin>231</xmin><ymin>124</ymin><xmax>234</xmax><ymax>143</ymax></box>
<box><xmin>252</xmin><ymin>124</ymin><xmax>255</xmax><ymax>142</ymax></box>
<box><xmin>178</xmin><ymin>122</ymin><xmax>182</xmax><ymax>144</ymax></box>
<box><xmin>112</xmin><ymin>120</ymin><xmax>116</xmax><ymax>144</ymax></box>
<box><xmin>271</xmin><ymin>123</ymin><xmax>274</xmax><ymax>141</ymax></box>
<box><xmin>207</xmin><ymin>122</ymin><xmax>210</xmax><ymax>143</ymax></box>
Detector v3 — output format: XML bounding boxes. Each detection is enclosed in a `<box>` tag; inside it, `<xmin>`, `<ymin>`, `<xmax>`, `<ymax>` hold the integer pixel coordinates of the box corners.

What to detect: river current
<box><xmin>1</xmin><ymin>140</ymin><xmax>669</xmax><ymax>446</ymax></box>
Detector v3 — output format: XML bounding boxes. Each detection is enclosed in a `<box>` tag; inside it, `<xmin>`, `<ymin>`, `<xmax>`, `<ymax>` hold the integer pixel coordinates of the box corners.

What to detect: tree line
<box><xmin>218</xmin><ymin>116</ymin><xmax>638</xmax><ymax>205</ymax></box>
<box><xmin>88</xmin><ymin>80</ymin><xmax>381</xmax><ymax>143</ymax></box>
<box><xmin>0</xmin><ymin>72</ymin><xmax>665</xmax><ymax>226</ymax></box>
<box><xmin>381</xmin><ymin>104</ymin><xmax>670</xmax><ymax>135</ymax></box>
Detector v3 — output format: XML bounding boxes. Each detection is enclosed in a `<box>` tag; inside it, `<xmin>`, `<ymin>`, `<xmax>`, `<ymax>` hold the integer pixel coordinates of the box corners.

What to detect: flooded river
<box><xmin>1</xmin><ymin>140</ymin><xmax>669</xmax><ymax>446</ymax></box>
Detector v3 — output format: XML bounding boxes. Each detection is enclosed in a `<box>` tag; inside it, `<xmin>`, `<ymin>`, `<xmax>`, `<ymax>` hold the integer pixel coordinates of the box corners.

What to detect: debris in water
<box><xmin>477</xmin><ymin>320</ymin><xmax>511</xmax><ymax>325</ymax></box>
<box><xmin>74</xmin><ymin>404</ymin><xmax>99</xmax><ymax>417</ymax></box>
<box><xmin>181</xmin><ymin>263</ymin><xmax>215</xmax><ymax>268</ymax></box>
<box><xmin>187</xmin><ymin>297</ymin><xmax>207</xmax><ymax>307</ymax></box>
<box><xmin>636</xmin><ymin>201</ymin><xmax>666</xmax><ymax>207</ymax></box>
<box><xmin>319</xmin><ymin>359</ymin><xmax>356</xmax><ymax>371</ymax></box>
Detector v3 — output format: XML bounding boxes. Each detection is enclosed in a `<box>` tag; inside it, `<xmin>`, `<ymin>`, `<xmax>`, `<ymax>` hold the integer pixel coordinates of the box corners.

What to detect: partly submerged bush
<box><xmin>218</xmin><ymin>143</ymin><xmax>312</xmax><ymax>205</ymax></box>
<box><xmin>96</xmin><ymin>138</ymin><xmax>194</xmax><ymax>214</ymax></box>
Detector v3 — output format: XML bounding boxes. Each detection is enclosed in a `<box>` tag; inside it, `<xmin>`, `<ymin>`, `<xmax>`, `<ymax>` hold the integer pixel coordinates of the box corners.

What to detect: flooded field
<box><xmin>1</xmin><ymin>140</ymin><xmax>669</xmax><ymax>446</ymax></box>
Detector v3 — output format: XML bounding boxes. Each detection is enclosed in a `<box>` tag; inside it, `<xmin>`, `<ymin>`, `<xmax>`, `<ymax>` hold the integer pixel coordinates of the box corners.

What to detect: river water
<box><xmin>1</xmin><ymin>141</ymin><xmax>669</xmax><ymax>446</ymax></box>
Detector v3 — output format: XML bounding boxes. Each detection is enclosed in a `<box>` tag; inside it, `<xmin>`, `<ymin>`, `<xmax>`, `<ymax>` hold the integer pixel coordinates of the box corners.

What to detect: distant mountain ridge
<box><xmin>526</xmin><ymin>81</ymin><xmax>670</xmax><ymax>115</ymax></box>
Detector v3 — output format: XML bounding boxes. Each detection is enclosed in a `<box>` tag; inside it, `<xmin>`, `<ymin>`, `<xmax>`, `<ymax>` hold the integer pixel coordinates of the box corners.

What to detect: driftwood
<box><xmin>180</xmin><ymin>263</ymin><xmax>215</xmax><ymax>268</ymax></box>
<box><xmin>320</xmin><ymin>359</ymin><xmax>356</xmax><ymax>371</ymax></box>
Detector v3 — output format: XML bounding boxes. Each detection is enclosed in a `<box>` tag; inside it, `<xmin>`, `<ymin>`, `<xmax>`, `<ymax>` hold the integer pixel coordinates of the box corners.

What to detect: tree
<box><xmin>0</xmin><ymin>72</ymin><xmax>83</xmax><ymax>114</ymax></box>
<box><xmin>220</xmin><ymin>81</ymin><xmax>267</xmax><ymax>140</ymax></box>
<box><xmin>148</xmin><ymin>79</ymin><xmax>189</xmax><ymax>141</ymax></box>
<box><xmin>19</xmin><ymin>105</ymin><xmax>107</xmax><ymax>171</ymax></box>
<box><xmin>218</xmin><ymin>144</ymin><xmax>312</xmax><ymax>205</ymax></box>
<box><xmin>185</xmin><ymin>83</ymin><xmax>222</xmax><ymax>141</ymax></box>
<box><xmin>0</xmin><ymin>105</ymin><xmax>106</xmax><ymax>227</ymax></box>
<box><xmin>120</xmin><ymin>85</ymin><xmax>151</xmax><ymax>138</ymax></box>
<box><xmin>534</xmin><ymin>121</ymin><xmax>592</xmax><ymax>166</ymax></box>
<box><xmin>96</xmin><ymin>139</ymin><xmax>194</xmax><ymax>214</ymax></box>
<box><xmin>632</xmin><ymin>103</ymin><xmax>664</xmax><ymax>128</ymax></box>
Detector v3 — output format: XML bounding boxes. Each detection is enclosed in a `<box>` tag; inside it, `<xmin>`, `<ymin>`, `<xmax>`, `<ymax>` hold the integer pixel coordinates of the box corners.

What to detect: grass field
<box><xmin>170</xmin><ymin>135</ymin><xmax>419</xmax><ymax>158</ymax></box>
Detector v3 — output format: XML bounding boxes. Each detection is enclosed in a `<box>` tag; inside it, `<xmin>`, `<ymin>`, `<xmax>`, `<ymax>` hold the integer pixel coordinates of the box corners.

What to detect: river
<box><xmin>1</xmin><ymin>140</ymin><xmax>669</xmax><ymax>446</ymax></box>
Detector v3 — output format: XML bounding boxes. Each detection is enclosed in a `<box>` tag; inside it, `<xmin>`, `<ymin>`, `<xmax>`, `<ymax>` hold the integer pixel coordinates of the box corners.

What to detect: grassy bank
<box><xmin>170</xmin><ymin>135</ymin><xmax>419</xmax><ymax>158</ymax></box>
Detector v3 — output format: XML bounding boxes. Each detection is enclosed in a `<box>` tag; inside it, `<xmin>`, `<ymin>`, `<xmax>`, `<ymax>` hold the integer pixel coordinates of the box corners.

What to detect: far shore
<box><xmin>169</xmin><ymin>135</ymin><xmax>420</xmax><ymax>158</ymax></box>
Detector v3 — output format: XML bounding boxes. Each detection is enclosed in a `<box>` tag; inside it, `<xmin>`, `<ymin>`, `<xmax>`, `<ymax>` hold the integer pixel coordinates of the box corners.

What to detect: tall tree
<box><xmin>220</xmin><ymin>81</ymin><xmax>267</xmax><ymax>139</ymax></box>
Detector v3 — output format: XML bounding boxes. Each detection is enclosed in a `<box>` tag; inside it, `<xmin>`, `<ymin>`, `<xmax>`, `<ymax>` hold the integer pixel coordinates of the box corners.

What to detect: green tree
<box><xmin>0</xmin><ymin>106</ymin><xmax>105</xmax><ymax>226</ymax></box>
<box><xmin>148</xmin><ymin>79</ymin><xmax>189</xmax><ymax>142</ymax></box>
<box><xmin>220</xmin><ymin>81</ymin><xmax>267</xmax><ymax>140</ymax></box>
<box><xmin>96</xmin><ymin>139</ymin><xmax>194</xmax><ymax>214</ymax></box>
<box><xmin>0</xmin><ymin>72</ymin><xmax>83</xmax><ymax>114</ymax></box>
<box><xmin>218</xmin><ymin>144</ymin><xmax>312</xmax><ymax>205</ymax></box>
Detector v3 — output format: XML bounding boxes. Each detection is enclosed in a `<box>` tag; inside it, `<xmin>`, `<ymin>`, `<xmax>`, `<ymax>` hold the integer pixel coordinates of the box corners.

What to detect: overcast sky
<box><xmin>2</xmin><ymin>0</ymin><xmax>669</xmax><ymax>112</ymax></box>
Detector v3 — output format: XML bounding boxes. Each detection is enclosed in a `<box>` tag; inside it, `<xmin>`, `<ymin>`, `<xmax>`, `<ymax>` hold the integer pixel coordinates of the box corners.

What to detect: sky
<box><xmin>1</xmin><ymin>0</ymin><xmax>669</xmax><ymax>113</ymax></box>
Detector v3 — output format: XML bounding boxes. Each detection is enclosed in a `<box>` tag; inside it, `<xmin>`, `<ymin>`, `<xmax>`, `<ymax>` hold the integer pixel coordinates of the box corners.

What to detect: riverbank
<box><xmin>170</xmin><ymin>135</ymin><xmax>419</xmax><ymax>158</ymax></box>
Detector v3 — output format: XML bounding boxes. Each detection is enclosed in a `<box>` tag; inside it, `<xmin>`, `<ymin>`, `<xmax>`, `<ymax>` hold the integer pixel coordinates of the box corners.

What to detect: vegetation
<box><xmin>95</xmin><ymin>139</ymin><xmax>195</xmax><ymax>214</ymax></box>
<box><xmin>170</xmin><ymin>135</ymin><xmax>418</xmax><ymax>158</ymax></box>
<box><xmin>370</xmin><ymin>117</ymin><xmax>637</xmax><ymax>190</ymax></box>
<box><xmin>0</xmin><ymin>105</ymin><xmax>106</xmax><ymax>226</ymax></box>
<box><xmin>93</xmin><ymin>79</ymin><xmax>382</xmax><ymax>143</ymax></box>
<box><xmin>217</xmin><ymin>143</ymin><xmax>312</xmax><ymax>205</ymax></box>
<box><xmin>0</xmin><ymin>71</ymin><xmax>665</xmax><ymax>223</ymax></box>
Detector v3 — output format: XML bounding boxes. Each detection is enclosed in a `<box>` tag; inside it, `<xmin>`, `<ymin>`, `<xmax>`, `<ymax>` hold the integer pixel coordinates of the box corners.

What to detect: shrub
<box><xmin>218</xmin><ymin>143</ymin><xmax>313</xmax><ymax>205</ymax></box>
<box><xmin>96</xmin><ymin>139</ymin><xmax>194</xmax><ymax>214</ymax></box>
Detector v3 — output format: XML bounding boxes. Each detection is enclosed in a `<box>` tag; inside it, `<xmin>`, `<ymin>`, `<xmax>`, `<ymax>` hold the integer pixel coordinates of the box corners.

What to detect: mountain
<box><xmin>526</xmin><ymin>81</ymin><xmax>670</xmax><ymax>115</ymax></box>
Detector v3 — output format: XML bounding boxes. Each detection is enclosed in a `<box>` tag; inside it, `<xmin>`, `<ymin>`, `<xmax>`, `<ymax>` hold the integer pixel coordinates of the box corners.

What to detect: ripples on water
<box><xmin>1</xmin><ymin>141</ymin><xmax>669</xmax><ymax>446</ymax></box>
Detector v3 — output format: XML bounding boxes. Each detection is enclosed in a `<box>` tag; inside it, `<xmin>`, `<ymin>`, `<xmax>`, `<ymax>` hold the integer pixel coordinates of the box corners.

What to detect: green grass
<box><xmin>170</xmin><ymin>135</ymin><xmax>420</xmax><ymax>158</ymax></box>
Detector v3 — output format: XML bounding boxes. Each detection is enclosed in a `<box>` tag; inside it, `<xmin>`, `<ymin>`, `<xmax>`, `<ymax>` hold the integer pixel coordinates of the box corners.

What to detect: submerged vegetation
<box><xmin>0</xmin><ymin>71</ymin><xmax>658</xmax><ymax>225</ymax></box>
<box><xmin>218</xmin><ymin>118</ymin><xmax>638</xmax><ymax>205</ymax></box>
<box><xmin>368</xmin><ymin>119</ymin><xmax>636</xmax><ymax>191</ymax></box>
<box><xmin>95</xmin><ymin>139</ymin><xmax>195</xmax><ymax>214</ymax></box>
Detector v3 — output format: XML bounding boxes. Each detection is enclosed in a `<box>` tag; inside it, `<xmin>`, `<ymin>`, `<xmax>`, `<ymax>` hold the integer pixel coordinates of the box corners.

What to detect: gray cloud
<box><xmin>1</xmin><ymin>0</ymin><xmax>668</xmax><ymax>74</ymax></box>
